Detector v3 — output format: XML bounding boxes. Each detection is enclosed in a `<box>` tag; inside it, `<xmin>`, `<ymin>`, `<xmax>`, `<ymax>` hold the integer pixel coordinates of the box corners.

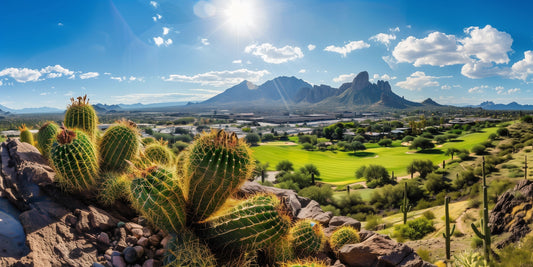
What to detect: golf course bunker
<box><xmin>0</xmin><ymin>198</ymin><xmax>28</xmax><ymax>258</ymax></box>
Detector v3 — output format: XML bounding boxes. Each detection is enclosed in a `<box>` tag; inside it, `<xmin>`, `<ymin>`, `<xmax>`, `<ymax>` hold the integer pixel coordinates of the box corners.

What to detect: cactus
<box><xmin>329</xmin><ymin>226</ymin><xmax>360</xmax><ymax>252</ymax></box>
<box><xmin>281</xmin><ymin>260</ymin><xmax>327</xmax><ymax>267</ymax></box>
<box><xmin>144</xmin><ymin>139</ymin><xmax>174</xmax><ymax>165</ymax></box>
<box><xmin>471</xmin><ymin>156</ymin><xmax>491</xmax><ymax>263</ymax></box>
<box><xmin>18</xmin><ymin>124</ymin><xmax>34</xmax><ymax>145</ymax></box>
<box><xmin>50</xmin><ymin>128</ymin><xmax>99</xmax><ymax>192</ymax></box>
<box><xmin>64</xmin><ymin>95</ymin><xmax>98</xmax><ymax>139</ymax></box>
<box><xmin>267</xmin><ymin>236</ymin><xmax>295</xmax><ymax>265</ymax></box>
<box><xmin>525</xmin><ymin>155</ymin><xmax>528</xmax><ymax>180</ymax></box>
<box><xmin>97</xmin><ymin>172</ymin><xmax>130</xmax><ymax>206</ymax></box>
<box><xmin>36</xmin><ymin>122</ymin><xmax>60</xmax><ymax>159</ymax></box>
<box><xmin>195</xmin><ymin>194</ymin><xmax>290</xmax><ymax>253</ymax></box>
<box><xmin>129</xmin><ymin>166</ymin><xmax>187</xmax><ymax>233</ymax></box>
<box><xmin>185</xmin><ymin>129</ymin><xmax>254</xmax><ymax>221</ymax></box>
<box><xmin>290</xmin><ymin>219</ymin><xmax>325</xmax><ymax>256</ymax></box>
<box><xmin>142</xmin><ymin>136</ymin><xmax>156</xmax><ymax>145</ymax></box>
<box><xmin>443</xmin><ymin>196</ymin><xmax>455</xmax><ymax>262</ymax></box>
<box><xmin>99</xmin><ymin>119</ymin><xmax>141</xmax><ymax>172</ymax></box>
<box><xmin>163</xmin><ymin>231</ymin><xmax>217</xmax><ymax>267</ymax></box>
<box><xmin>400</xmin><ymin>182</ymin><xmax>412</xmax><ymax>224</ymax></box>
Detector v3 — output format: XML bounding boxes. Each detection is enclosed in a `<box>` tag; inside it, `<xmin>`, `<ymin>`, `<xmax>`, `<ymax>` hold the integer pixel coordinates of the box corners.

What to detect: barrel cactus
<box><xmin>185</xmin><ymin>129</ymin><xmax>254</xmax><ymax>221</ymax></box>
<box><xmin>18</xmin><ymin>124</ymin><xmax>34</xmax><ymax>145</ymax></box>
<box><xmin>36</xmin><ymin>121</ymin><xmax>60</xmax><ymax>159</ymax></box>
<box><xmin>290</xmin><ymin>219</ymin><xmax>325</xmax><ymax>256</ymax></box>
<box><xmin>329</xmin><ymin>226</ymin><xmax>360</xmax><ymax>252</ymax></box>
<box><xmin>64</xmin><ymin>95</ymin><xmax>98</xmax><ymax>139</ymax></box>
<box><xmin>195</xmin><ymin>194</ymin><xmax>290</xmax><ymax>253</ymax></box>
<box><xmin>129</xmin><ymin>166</ymin><xmax>187</xmax><ymax>233</ymax></box>
<box><xmin>267</xmin><ymin>236</ymin><xmax>295</xmax><ymax>265</ymax></box>
<box><xmin>163</xmin><ymin>231</ymin><xmax>217</xmax><ymax>267</ymax></box>
<box><xmin>97</xmin><ymin>172</ymin><xmax>130</xmax><ymax>206</ymax></box>
<box><xmin>99</xmin><ymin>119</ymin><xmax>141</xmax><ymax>172</ymax></box>
<box><xmin>50</xmin><ymin>128</ymin><xmax>99</xmax><ymax>192</ymax></box>
<box><xmin>144</xmin><ymin>139</ymin><xmax>174</xmax><ymax>165</ymax></box>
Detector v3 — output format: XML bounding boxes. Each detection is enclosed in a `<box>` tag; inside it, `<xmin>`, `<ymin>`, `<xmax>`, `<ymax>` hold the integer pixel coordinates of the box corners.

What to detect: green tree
<box><xmin>299</xmin><ymin>164</ymin><xmax>320</xmax><ymax>178</ymax></box>
<box><xmin>497</xmin><ymin>127</ymin><xmax>509</xmax><ymax>137</ymax></box>
<box><xmin>445</xmin><ymin>147</ymin><xmax>460</xmax><ymax>160</ymax></box>
<box><xmin>356</xmin><ymin>164</ymin><xmax>393</xmax><ymax>188</ymax></box>
<box><xmin>262</xmin><ymin>133</ymin><xmax>275</xmax><ymax>141</ymax></box>
<box><xmin>378</xmin><ymin>139</ymin><xmax>392</xmax><ymax>147</ymax></box>
<box><xmin>424</xmin><ymin>173</ymin><xmax>449</xmax><ymax>194</ymax></box>
<box><xmin>245</xmin><ymin>133</ymin><xmax>261</xmax><ymax>145</ymax></box>
<box><xmin>275</xmin><ymin>160</ymin><xmax>293</xmax><ymax>173</ymax></box>
<box><xmin>406</xmin><ymin>159</ymin><xmax>436</xmax><ymax>179</ymax></box>
<box><xmin>409</xmin><ymin>137</ymin><xmax>435</xmax><ymax>150</ymax></box>
<box><xmin>471</xmin><ymin>144</ymin><xmax>486</xmax><ymax>155</ymax></box>
<box><xmin>298</xmin><ymin>185</ymin><xmax>332</xmax><ymax>205</ymax></box>
<box><xmin>351</xmin><ymin>141</ymin><xmax>366</xmax><ymax>155</ymax></box>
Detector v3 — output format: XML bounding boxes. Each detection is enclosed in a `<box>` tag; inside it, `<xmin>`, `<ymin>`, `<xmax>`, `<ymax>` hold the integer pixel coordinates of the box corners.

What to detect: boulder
<box><xmin>324</xmin><ymin>216</ymin><xmax>361</xmax><ymax>236</ymax></box>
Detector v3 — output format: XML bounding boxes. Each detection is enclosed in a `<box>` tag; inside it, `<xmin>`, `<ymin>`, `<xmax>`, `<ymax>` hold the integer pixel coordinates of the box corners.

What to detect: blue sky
<box><xmin>1</xmin><ymin>0</ymin><xmax>533</xmax><ymax>109</ymax></box>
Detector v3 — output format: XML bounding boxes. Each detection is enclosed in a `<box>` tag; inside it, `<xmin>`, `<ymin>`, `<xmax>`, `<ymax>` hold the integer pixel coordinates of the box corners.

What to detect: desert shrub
<box><xmin>356</xmin><ymin>165</ymin><xmax>393</xmax><ymax>188</ymax></box>
<box><xmin>471</xmin><ymin>144</ymin><xmax>486</xmax><ymax>155</ymax></box>
<box><xmin>275</xmin><ymin>159</ymin><xmax>294</xmax><ymax>173</ymax></box>
<box><xmin>453</xmin><ymin>169</ymin><xmax>479</xmax><ymax>190</ymax></box>
<box><xmin>402</xmin><ymin>135</ymin><xmax>414</xmax><ymax>143</ymax></box>
<box><xmin>277</xmin><ymin>172</ymin><xmax>311</xmax><ymax>189</ymax></box>
<box><xmin>351</xmin><ymin>184</ymin><xmax>365</xmax><ymax>190</ymax></box>
<box><xmin>302</xmin><ymin>142</ymin><xmax>314</xmax><ymax>150</ymax></box>
<box><xmin>275</xmin><ymin>180</ymin><xmax>300</xmax><ymax>191</ymax></box>
<box><xmin>378</xmin><ymin>138</ymin><xmax>392</xmax><ymax>147</ymax></box>
<box><xmin>409</xmin><ymin>137</ymin><xmax>435</xmax><ymax>150</ymax></box>
<box><xmin>321</xmin><ymin>205</ymin><xmax>341</xmax><ymax>216</ymax></box>
<box><xmin>424</xmin><ymin>173</ymin><xmax>449</xmax><ymax>194</ymax></box>
<box><xmin>496</xmin><ymin>235</ymin><xmax>533</xmax><ymax>267</ymax></box>
<box><xmin>471</xmin><ymin>236</ymin><xmax>483</xmax><ymax>248</ymax></box>
<box><xmin>370</xmin><ymin>180</ymin><xmax>425</xmax><ymax>209</ymax></box>
<box><xmin>364</xmin><ymin>214</ymin><xmax>383</xmax><ymax>231</ymax></box>
<box><xmin>434</xmin><ymin>135</ymin><xmax>447</xmax><ymax>144</ymax></box>
<box><xmin>393</xmin><ymin>217</ymin><xmax>435</xmax><ymax>240</ymax></box>
<box><xmin>422</xmin><ymin>210</ymin><xmax>435</xmax><ymax>220</ymax></box>
<box><xmin>298</xmin><ymin>185</ymin><xmax>332</xmax><ymax>205</ymax></box>
<box><xmin>420</xmin><ymin>132</ymin><xmax>434</xmax><ymax>139</ymax></box>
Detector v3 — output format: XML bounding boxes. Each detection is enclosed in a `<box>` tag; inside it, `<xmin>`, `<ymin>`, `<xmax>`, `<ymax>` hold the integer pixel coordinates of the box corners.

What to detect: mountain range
<box><xmin>198</xmin><ymin>71</ymin><xmax>438</xmax><ymax>110</ymax></box>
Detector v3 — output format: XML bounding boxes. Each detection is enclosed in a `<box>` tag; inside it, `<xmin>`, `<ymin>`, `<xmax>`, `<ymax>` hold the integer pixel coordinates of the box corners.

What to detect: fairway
<box><xmin>252</xmin><ymin>127</ymin><xmax>498</xmax><ymax>185</ymax></box>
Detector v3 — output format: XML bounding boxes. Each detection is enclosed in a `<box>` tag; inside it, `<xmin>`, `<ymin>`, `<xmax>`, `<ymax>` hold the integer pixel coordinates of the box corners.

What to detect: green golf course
<box><xmin>252</xmin><ymin>127</ymin><xmax>498</xmax><ymax>185</ymax></box>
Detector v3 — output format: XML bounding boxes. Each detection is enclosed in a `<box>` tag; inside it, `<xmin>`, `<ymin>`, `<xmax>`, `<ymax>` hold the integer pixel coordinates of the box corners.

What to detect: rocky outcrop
<box><xmin>489</xmin><ymin>179</ymin><xmax>533</xmax><ymax>248</ymax></box>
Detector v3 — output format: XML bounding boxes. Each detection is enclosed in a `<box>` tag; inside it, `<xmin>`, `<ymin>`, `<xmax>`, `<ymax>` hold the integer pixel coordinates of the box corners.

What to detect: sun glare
<box><xmin>225</xmin><ymin>0</ymin><xmax>256</xmax><ymax>33</ymax></box>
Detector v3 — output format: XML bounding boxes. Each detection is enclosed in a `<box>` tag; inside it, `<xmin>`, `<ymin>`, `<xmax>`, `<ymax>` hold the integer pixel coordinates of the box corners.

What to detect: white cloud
<box><xmin>129</xmin><ymin>76</ymin><xmax>144</xmax><ymax>82</ymax></box>
<box><xmin>154</xmin><ymin>36</ymin><xmax>172</xmax><ymax>47</ymax></box>
<box><xmin>232</xmin><ymin>59</ymin><xmax>242</xmax><ymax>64</ymax></box>
<box><xmin>461</xmin><ymin>25</ymin><xmax>512</xmax><ymax>64</ymax></box>
<box><xmin>390</xmin><ymin>27</ymin><xmax>400</xmax><ymax>32</ymax></box>
<box><xmin>79</xmin><ymin>72</ymin><xmax>99</xmax><ymax>79</ymax></box>
<box><xmin>511</xmin><ymin>50</ymin><xmax>533</xmax><ymax>81</ymax></box>
<box><xmin>395</xmin><ymin>71</ymin><xmax>441</xmax><ymax>91</ymax></box>
<box><xmin>392</xmin><ymin>32</ymin><xmax>468</xmax><ymax>67</ymax></box>
<box><xmin>163</xmin><ymin>69</ymin><xmax>270</xmax><ymax>87</ymax></box>
<box><xmin>150</xmin><ymin>1</ymin><xmax>158</xmax><ymax>8</ymax></box>
<box><xmin>64</xmin><ymin>91</ymin><xmax>74</xmax><ymax>96</ymax></box>
<box><xmin>495</xmin><ymin>86</ymin><xmax>520</xmax><ymax>95</ymax></box>
<box><xmin>111</xmin><ymin>76</ymin><xmax>125</xmax><ymax>82</ymax></box>
<box><xmin>40</xmin><ymin>65</ymin><xmax>74</xmax><ymax>78</ymax></box>
<box><xmin>369</xmin><ymin>33</ymin><xmax>396</xmax><ymax>49</ymax></box>
<box><xmin>299</xmin><ymin>69</ymin><xmax>306</xmax><ymax>73</ymax></box>
<box><xmin>0</xmin><ymin>80</ymin><xmax>2</xmax><ymax>86</ymax></box>
<box><xmin>40</xmin><ymin>92</ymin><xmax>49</xmax><ymax>96</ymax></box>
<box><xmin>201</xmin><ymin>38</ymin><xmax>210</xmax><ymax>45</ymax></box>
<box><xmin>244</xmin><ymin>43</ymin><xmax>303</xmax><ymax>64</ymax></box>
<box><xmin>468</xmin><ymin>85</ymin><xmax>488</xmax><ymax>93</ymax></box>
<box><xmin>333</xmin><ymin>73</ymin><xmax>355</xmax><ymax>83</ymax></box>
<box><xmin>441</xmin><ymin>85</ymin><xmax>451</xmax><ymax>90</ymax></box>
<box><xmin>103</xmin><ymin>72</ymin><xmax>111</xmax><ymax>75</ymax></box>
<box><xmin>371</xmin><ymin>73</ymin><xmax>396</xmax><ymax>81</ymax></box>
<box><xmin>382</xmin><ymin>55</ymin><xmax>397</xmax><ymax>69</ymax></box>
<box><xmin>307</xmin><ymin>44</ymin><xmax>316</xmax><ymax>51</ymax></box>
<box><xmin>0</xmin><ymin>67</ymin><xmax>42</xmax><ymax>82</ymax></box>
<box><xmin>162</xmin><ymin>27</ymin><xmax>170</xmax><ymax>35</ymax></box>
<box><xmin>58</xmin><ymin>22</ymin><xmax>63</xmax><ymax>26</ymax></box>
<box><xmin>152</xmin><ymin>14</ymin><xmax>162</xmax><ymax>22</ymax></box>
<box><xmin>392</xmin><ymin>25</ymin><xmax>515</xmax><ymax>79</ymax></box>
<box><xmin>112</xmin><ymin>92</ymin><xmax>217</xmax><ymax>104</ymax></box>
<box><xmin>324</xmin><ymin>41</ymin><xmax>370</xmax><ymax>57</ymax></box>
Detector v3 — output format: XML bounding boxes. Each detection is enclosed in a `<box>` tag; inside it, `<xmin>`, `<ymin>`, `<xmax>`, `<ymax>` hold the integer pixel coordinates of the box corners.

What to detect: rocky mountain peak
<box><xmin>352</xmin><ymin>71</ymin><xmax>370</xmax><ymax>91</ymax></box>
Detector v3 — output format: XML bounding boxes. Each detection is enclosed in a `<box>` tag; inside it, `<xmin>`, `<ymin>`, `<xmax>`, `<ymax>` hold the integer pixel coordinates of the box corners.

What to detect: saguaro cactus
<box><xmin>99</xmin><ymin>119</ymin><xmax>140</xmax><ymax>172</ymax></box>
<box><xmin>196</xmin><ymin>194</ymin><xmax>290</xmax><ymax>252</ymax></box>
<box><xmin>471</xmin><ymin>156</ymin><xmax>491</xmax><ymax>263</ymax></box>
<box><xmin>400</xmin><ymin>182</ymin><xmax>412</xmax><ymax>224</ymax></box>
<box><xmin>443</xmin><ymin>196</ymin><xmax>455</xmax><ymax>262</ymax></box>
<box><xmin>64</xmin><ymin>95</ymin><xmax>98</xmax><ymax>139</ymax></box>
<box><xmin>525</xmin><ymin>155</ymin><xmax>528</xmax><ymax>180</ymax></box>
<box><xmin>50</xmin><ymin>128</ymin><xmax>99</xmax><ymax>192</ymax></box>
<box><xmin>18</xmin><ymin>124</ymin><xmax>34</xmax><ymax>145</ymax></box>
<box><xmin>36</xmin><ymin>122</ymin><xmax>60</xmax><ymax>159</ymax></box>
<box><xmin>185</xmin><ymin>129</ymin><xmax>254</xmax><ymax>221</ymax></box>
<box><xmin>129</xmin><ymin>166</ymin><xmax>187</xmax><ymax>233</ymax></box>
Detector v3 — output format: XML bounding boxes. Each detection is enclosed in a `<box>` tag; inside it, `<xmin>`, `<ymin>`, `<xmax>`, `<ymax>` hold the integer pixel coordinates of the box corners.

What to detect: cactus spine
<box><xmin>50</xmin><ymin>128</ymin><xmax>99</xmax><ymax>192</ymax></box>
<box><xmin>196</xmin><ymin>194</ymin><xmax>290</xmax><ymax>252</ymax></box>
<box><xmin>443</xmin><ymin>196</ymin><xmax>455</xmax><ymax>262</ymax></box>
<box><xmin>163</xmin><ymin>231</ymin><xmax>217</xmax><ymax>267</ymax></box>
<box><xmin>97</xmin><ymin>172</ymin><xmax>129</xmax><ymax>206</ymax></box>
<box><xmin>471</xmin><ymin>156</ymin><xmax>491</xmax><ymax>263</ymax></box>
<box><xmin>185</xmin><ymin>129</ymin><xmax>254</xmax><ymax>221</ymax></box>
<box><xmin>329</xmin><ymin>226</ymin><xmax>360</xmax><ymax>252</ymax></box>
<box><xmin>18</xmin><ymin>124</ymin><xmax>34</xmax><ymax>145</ymax></box>
<box><xmin>144</xmin><ymin>139</ymin><xmax>174</xmax><ymax>165</ymax></box>
<box><xmin>64</xmin><ymin>95</ymin><xmax>98</xmax><ymax>139</ymax></box>
<box><xmin>36</xmin><ymin>122</ymin><xmax>60</xmax><ymax>159</ymax></box>
<box><xmin>400</xmin><ymin>182</ymin><xmax>412</xmax><ymax>224</ymax></box>
<box><xmin>290</xmin><ymin>219</ymin><xmax>325</xmax><ymax>256</ymax></box>
<box><xmin>129</xmin><ymin>166</ymin><xmax>187</xmax><ymax>233</ymax></box>
<box><xmin>99</xmin><ymin>119</ymin><xmax>140</xmax><ymax>172</ymax></box>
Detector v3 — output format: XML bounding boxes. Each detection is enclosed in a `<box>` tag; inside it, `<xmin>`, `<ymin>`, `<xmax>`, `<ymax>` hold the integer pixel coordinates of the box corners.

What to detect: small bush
<box><xmin>471</xmin><ymin>236</ymin><xmax>483</xmax><ymax>248</ymax></box>
<box><xmin>364</xmin><ymin>214</ymin><xmax>383</xmax><ymax>231</ymax></box>
<box><xmin>422</xmin><ymin>210</ymin><xmax>435</xmax><ymax>220</ymax></box>
<box><xmin>393</xmin><ymin>217</ymin><xmax>435</xmax><ymax>240</ymax></box>
<box><xmin>416</xmin><ymin>248</ymin><xmax>432</xmax><ymax>262</ymax></box>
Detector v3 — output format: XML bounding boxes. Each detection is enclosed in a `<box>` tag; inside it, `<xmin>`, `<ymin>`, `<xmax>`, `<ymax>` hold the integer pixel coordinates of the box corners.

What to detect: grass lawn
<box><xmin>333</xmin><ymin>188</ymin><xmax>375</xmax><ymax>202</ymax></box>
<box><xmin>252</xmin><ymin>127</ymin><xmax>498</xmax><ymax>185</ymax></box>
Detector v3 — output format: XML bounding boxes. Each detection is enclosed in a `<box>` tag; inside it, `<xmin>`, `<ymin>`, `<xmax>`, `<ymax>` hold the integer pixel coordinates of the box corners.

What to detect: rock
<box><xmin>89</xmin><ymin>206</ymin><xmax>120</xmax><ymax>231</ymax></box>
<box><xmin>133</xmin><ymin>246</ymin><xmax>144</xmax><ymax>257</ymax></box>
<box><xmin>143</xmin><ymin>259</ymin><xmax>160</xmax><ymax>267</ymax></box>
<box><xmin>126</xmin><ymin>222</ymin><xmax>143</xmax><ymax>232</ymax></box>
<box><xmin>123</xmin><ymin>246</ymin><xmax>139</xmax><ymax>264</ymax></box>
<box><xmin>149</xmin><ymin>235</ymin><xmax>161</xmax><ymax>246</ymax></box>
<box><xmin>76</xmin><ymin>209</ymin><xmax>92</xmax><ymax>233</ymax></box>
<box><xmin>92</xmin><ymin>263</ymin><xmax>106</xmax><ymax>267</ymax></box>
<box><xmin>331</xmin><ymin>260</ymin><xmax>346</xmax><ymax>267</ymax></box>
<box><xmin>131</xmin><ymin>228</ymin><xmax>143</xmax><ymax>238</ymax></box>
<box><xmin>324</xmin><ymin>216</ymin><xmax>361</xmax><ymax>236</ymax></box>
<box><xmin>137</xmin><ymin>237</ymin><xmax>149</xmax><ymax>247</ymax></box>
<box><xmin>297</xmin><ymin>200</ymin><xmax>332</xmax><ymax>225</ymax></box>
<box><xmin>97</xmin><ymin>232</ymin><xmax>111</xmax><ymax>245</ymax></box>
<box><xmin>65</xmin><ymin>214</ymin><xmax>77</xmax><ymax>226</ymax></box>
<box><xmin>339</xmin><ymin>234</ymin><xmax>425</xmax><ymax>267</ymax></box>
<box><xmin>160</xmin><ymin>235</ymin><xmax>171</xmax><ymax>248</ymax></box>
<box><xmin>142</xmin><ymin>227</ymin><xmax>152</xmax><ymax>237</ymax></box>
<box><xmin>239</xmin><ymin>181</ymin><xmax>308</xmax><ymax>216</ymax></box>
<box><xmin>112</xmin><ymin>254</ymin><xmax>126</xmax><ymax>267</ymax></box>
<box><xmin>126</xmin><ymin>235</ymin><xmax>139</xmax><ymax>245</ymax></box>
<box><xmin>155</xmin><ymin>248</ymin><xmax>165</xmax><ymax>257</ymax></box>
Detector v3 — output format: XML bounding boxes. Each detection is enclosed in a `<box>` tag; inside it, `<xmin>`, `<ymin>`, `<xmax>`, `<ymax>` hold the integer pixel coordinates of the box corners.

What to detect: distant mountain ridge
<box><xmin>474</xmin><ymin>101</ymin><xmax>533</xmax><ymax>110</ymax></box>
<box><xmin>0</xmin><ymin>104</ymin><xmax>63</xmax><ymax>114</ymax></box>
<box><xmin>201</xmin><ymin>71</ymin><xmax>435</xmax><ymax>109</ymax></box>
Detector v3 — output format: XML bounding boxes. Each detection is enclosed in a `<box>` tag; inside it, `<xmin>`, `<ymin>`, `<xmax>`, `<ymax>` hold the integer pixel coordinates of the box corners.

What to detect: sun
<box><xmin>224</xmin><ymin>0</ymin><xmax>256</xmax><ymax>34</ymax></box>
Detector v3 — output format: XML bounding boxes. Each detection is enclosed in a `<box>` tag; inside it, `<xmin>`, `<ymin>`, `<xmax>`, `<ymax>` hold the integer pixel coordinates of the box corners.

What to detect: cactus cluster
<box><xmin>36</xmin><ymin>121</ymin><xmax>60</xmax><ymax>159</ymax></box>
<box><xmin>18</xmin><ymin>124</ymin><xmax>34</xmax><ymax>145</ymax></box>
<box><xmin>163</xmin><ymin>231</ymin><xmax>217</xmax><ymax>267</ymax></box>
